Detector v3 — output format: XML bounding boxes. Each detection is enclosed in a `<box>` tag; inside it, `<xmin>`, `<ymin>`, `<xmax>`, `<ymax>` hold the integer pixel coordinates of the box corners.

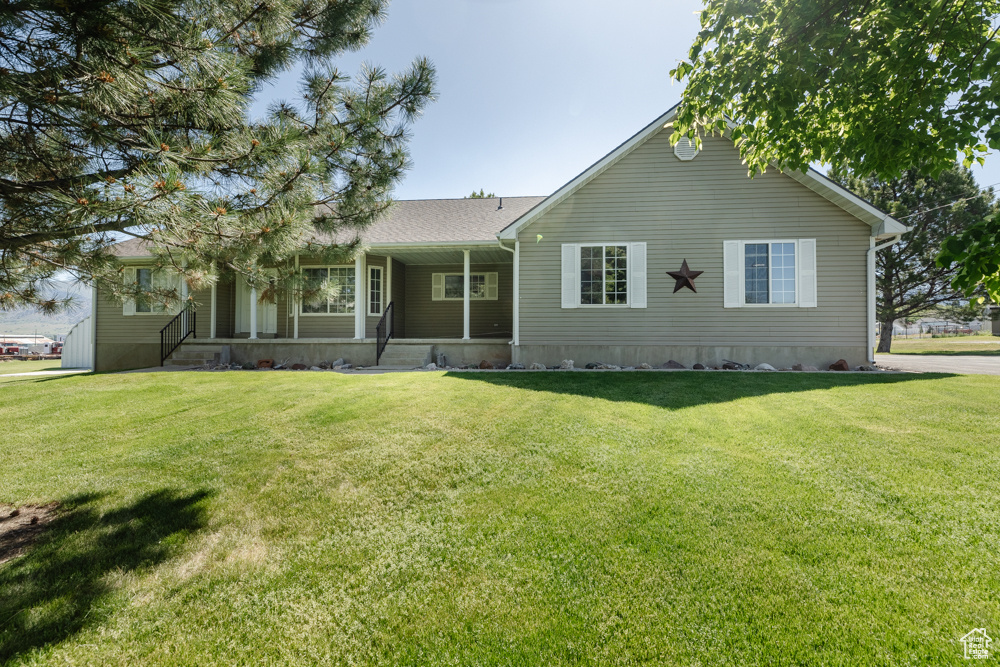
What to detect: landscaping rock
<box><xmin>425</xmin><ymin>362</ymin><xmax>438</xmax><ymax>371</ymax></box>
<box><xmin>318</xmin><ymin>361</ymin><xmax>331</xmax><ymax>370</ymax></box>
<box><xmin>723</xmin><ymin>359</ymin><xmax>750</xmax><ymax>370</ymax></box>
<box><xmin>331</xmin><ymin>358</ymin><xmax>344</xmax><ymax>367</ymax></box>
<box><xmin>693</xmin><ymin>363</ymin><xmax>706</xmax><ymax>370</ymax></box>
<box><xmin>559</xmin><ymin>359</ymin><xmax>574</xmax><ymax>370</ymax></box>
<box><xmin>856</xmin><ymin>364</ymin><xmax>878</xmax><ymax>372</ymax></box>
<box><xmin>291</xmin><ymin>363</ymin><xmax>307</xmax><ymax>370</ymax></box>
<box><xmin>623</xmin><ymin>366</ymin><xmax>636</xmax><ymax>371</ymax></box>
<box><xmin>479</xmin><ymin>360</ymin><xmax>494</xmax><ymax>369</ymax></box>
<box><xmin>792</xmin><ymin>363</ymin><xmax>819</xmax><ymax>371</ymax></box>
<box><xmin>754</xmin><ymin>363</ymin><xmax>777</xmax><ymax>371</ymax></box>
<box><xmin>529</xmin><ymin>362</ymin><xmax>546</xmax><ymax>370</ymax></box>
<box><xmin>638</xmin><ymin>363</ymin><xmax>653</xmax><ymax>370</ymax></box>
<box><xmin>340</xmin><ymin>363</ymin><xmax>353</xmax><ymax>370</ymax></box>
<box><xmin>507</xmin><ymin>363</ymin><xmax>525</xmax><ymax>370</ymax></box>
<box><xmin>662</xmin><ymin>360</ymin><xmax>686</xmax><ymax>369</ymax></box>
<box><xmin>596</xmin><ymin>363</ymin><xmax>621</xmax><ymax>370</ymax></box>
<box><xmin>585</xmin><ymin>362</ymin><xmax>599</xmax><ymax>369</ymax></box>
<box><xmin>829</xmin><ymin>359</ymin><xmax>850</xmax><ymax>371</ymax></box>
<box><xmin>308</xmin><ymin>366</ymin><xmax>321</xmax><ymax>371</ymax></box>
<box><xmin>256</xmin><ymin>359</ymin><xmax>274</xmax><ymax>369</ymax></box>
<box><xmin>241</xmin><ymin>362</ymin><xmax>257</xmax><ymax>370</ymax></box>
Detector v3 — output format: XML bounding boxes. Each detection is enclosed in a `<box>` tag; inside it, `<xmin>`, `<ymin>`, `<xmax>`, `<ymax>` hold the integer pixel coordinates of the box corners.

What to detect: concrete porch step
<box><xmin>376</xmin><ymin>343</ymin><xmax>433</xmax><ymax>366</ymax></box>
<box><xmin>165</xmin><ymin>343</ymin><xmax>230</xmax><ymax>367</ymax></box>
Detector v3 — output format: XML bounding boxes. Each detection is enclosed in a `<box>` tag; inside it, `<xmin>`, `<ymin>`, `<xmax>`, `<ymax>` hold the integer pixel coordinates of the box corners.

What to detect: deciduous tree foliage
<box><xmin>830</xmin><ymin>164</ymin><xmax>995</xmax><ymax>352</ymax></box>
<box><xmin>670</xmin><ymin>0</ymin><xmax>1000</xmax><ymax>178</ymax></box>
<box><xmin>671</xmin><ymin>0</ymin><xmax>1000</xmax><ymax>299</ymax></box>
<box><xmin>0</xmin><ymin>0</ymin><xmax>435</xmax><ymax>311</ymax></box>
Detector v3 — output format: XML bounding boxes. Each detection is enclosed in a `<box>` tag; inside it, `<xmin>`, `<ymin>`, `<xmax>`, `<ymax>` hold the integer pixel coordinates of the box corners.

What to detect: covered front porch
<box><xmin>178</xmin><ymin>243</ymin><xmax>516</xmax><ymax>367</ymax></box>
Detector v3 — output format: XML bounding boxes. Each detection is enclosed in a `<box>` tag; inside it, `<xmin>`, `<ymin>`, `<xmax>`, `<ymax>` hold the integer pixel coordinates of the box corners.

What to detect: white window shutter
<box><xmin>798</xmin><ymin>238</ymin><xmax>818</xmax><ymax>307</ymax></box>
<box><xmin>723</xmin><ymin>240</ymin><xmax>742</xmax><ymax>308</ymax></box>
<box><xmin>629</xmin><ymin>242</ymin><xmax>647</xmax><ymax>308</ymax></box>
<box><xmin>561</xmin><ymin>244</ymin><xmax>579</xmax><ymax>309</ymax></box>
<box><xmin>486</xmin><ymin>272</ymin><xmax>498</xmax><ymax>300</ymax></box>
<box><xmin>431</xmin><ymin>273</ymin><xmax>444</xmax><ymax>301</ymax></box>
<box><xmin>122</xmin><ymin>268</ymin><xmax>136</xmax><ymax>316</ymax></box>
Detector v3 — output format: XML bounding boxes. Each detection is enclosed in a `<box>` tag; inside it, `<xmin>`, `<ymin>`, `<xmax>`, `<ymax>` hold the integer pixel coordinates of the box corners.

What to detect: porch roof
<box><xmin>111</xmin><ymin>196</ymin><xmax>546</xmax><ymax>259</ymax></box>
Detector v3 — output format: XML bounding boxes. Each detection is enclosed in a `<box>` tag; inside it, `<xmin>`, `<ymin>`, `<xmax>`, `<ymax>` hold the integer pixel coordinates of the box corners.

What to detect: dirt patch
<box><xmin>0</xmin><ymin>502</ymin><xmax>58</xmax><ymax>564</ymax></box>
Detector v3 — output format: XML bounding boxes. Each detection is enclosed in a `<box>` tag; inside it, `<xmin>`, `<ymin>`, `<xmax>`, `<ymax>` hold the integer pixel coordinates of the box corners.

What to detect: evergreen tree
<box><xmin>829</xmin><ymin>164</ymin><xmax>996</xmax><ymax>352</ymax></box>
<box><xmin>465</xmin><ymin>189</ymin><xmax>495</xmax><ymax>199</ymax></box>
<box><xmin>0</xmin><ymin>0</ymin><xmax>435</xmax><ymax>311</ymax></box>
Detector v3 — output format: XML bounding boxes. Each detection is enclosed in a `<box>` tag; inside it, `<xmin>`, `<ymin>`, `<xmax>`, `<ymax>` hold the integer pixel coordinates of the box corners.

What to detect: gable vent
<box><xmin>673</xmin><ymin>137</ymin><xmax>700</xmax><ymax>161</ymax></box>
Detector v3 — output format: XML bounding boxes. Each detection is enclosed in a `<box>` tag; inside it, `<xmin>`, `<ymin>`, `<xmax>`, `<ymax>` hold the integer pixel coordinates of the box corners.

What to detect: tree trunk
<box><xmin>876</xmin><ymin>318</ymin><xmax>895</xmax><ymax>353</ymax></box>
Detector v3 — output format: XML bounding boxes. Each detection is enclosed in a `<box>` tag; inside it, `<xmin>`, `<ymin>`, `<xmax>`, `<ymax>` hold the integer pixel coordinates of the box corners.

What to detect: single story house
<box><xmin>89</xmin><ymin>106</ymin><xmax>908</xmax><ymax>372</ymax></box>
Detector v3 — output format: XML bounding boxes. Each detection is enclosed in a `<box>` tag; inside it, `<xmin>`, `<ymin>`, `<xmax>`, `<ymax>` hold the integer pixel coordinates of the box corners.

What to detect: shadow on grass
<box><xmin>446</xmin><ymin>370</ymin><xmax>955</xmax><ymax>410</ymax></box>
<box><xmin>0</xmin><ymin>489</ymin><xmax>211</xmax><ymax>663</ymax></box>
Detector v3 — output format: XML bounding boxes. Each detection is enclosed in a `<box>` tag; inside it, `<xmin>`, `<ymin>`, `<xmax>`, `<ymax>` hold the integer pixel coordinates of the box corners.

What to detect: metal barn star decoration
<box><xmin>667</xmin><ymin>259</ymin><xmax>704</xmax><ymax>293</ymax></box>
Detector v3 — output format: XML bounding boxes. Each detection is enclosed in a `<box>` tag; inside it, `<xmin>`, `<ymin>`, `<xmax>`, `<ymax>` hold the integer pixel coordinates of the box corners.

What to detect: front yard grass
<box><xmin>2</xmin><ymin>370</ymin><xmax>998</xmax><ymax>665</ymax></box>
<box><xmin>888</xmin><ymin>333</ymin><xmax>1000</xmax><ymax>356</ymax></box>
<box><xmin>0</xmin><ymin>359</ymin><xmax>67</xmax><ymax>374</ymax></box>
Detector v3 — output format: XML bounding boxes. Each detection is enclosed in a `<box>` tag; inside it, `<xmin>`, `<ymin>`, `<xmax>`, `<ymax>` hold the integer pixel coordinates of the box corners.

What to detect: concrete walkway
<box><xmin>0</xmin><ymin>369</ymin><xmax>90</xmax><ymax>378</ymax></box>
<box><xmin>875</xmin><ymin>354</ymin><xmax>1000</xmax><ymax>375</ymax></box>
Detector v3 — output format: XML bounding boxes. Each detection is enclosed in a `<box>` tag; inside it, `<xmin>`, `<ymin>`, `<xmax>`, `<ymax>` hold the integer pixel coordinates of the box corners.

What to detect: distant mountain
<box><xmin>0</xmin><ymin>280</ymin><xmax>92</xmax><ymax>338</ymax></box>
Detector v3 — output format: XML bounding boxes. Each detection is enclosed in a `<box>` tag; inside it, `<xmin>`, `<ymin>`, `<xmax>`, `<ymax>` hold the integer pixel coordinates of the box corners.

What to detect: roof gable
<box><xmin>498</xmin><ymin>106</ymin><xmax>908</xmax><ymax>240</ymax></box>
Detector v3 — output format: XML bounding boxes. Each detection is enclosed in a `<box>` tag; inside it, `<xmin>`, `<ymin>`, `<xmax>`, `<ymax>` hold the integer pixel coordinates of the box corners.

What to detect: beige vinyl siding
<box><xmin>517</xmin><ymin>131</ymin><xmax>870</xmax><ymax>347</ymax></box>
<box><xmin>390</xmin><ymin>259</ymin><xmax>406</xmax><ymax>339</ymax></box>
<box><xmin>404</xmin><ymin>263</ymin><xmax>512</xmax><ymax>338</ymax></box>
<box><xmin>215</xmin><ymin>280</ymin><xmax>235</xmax><ymax>339</ymax></box>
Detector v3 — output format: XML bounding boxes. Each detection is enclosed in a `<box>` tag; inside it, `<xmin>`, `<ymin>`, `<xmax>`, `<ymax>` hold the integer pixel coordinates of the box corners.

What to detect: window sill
<box><xmin>299</xmin><ymin>312</ymin><xmax>356</xmax><ymax>317</ymax></box>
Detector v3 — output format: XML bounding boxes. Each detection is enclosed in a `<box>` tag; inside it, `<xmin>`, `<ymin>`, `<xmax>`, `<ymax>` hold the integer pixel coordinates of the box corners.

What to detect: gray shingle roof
<box><xmin>319</xmin><ymin>196</ymin><xmax>545</xmax><ymax>244</ymax></box>
<box><xmin>111</xmin><ymin>196</ymin><xmax>546</xmax><ymax>256</ymax></box>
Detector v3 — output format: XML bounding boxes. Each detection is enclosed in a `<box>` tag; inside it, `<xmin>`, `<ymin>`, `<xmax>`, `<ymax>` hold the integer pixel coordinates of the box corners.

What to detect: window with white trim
<box><xmin>368</xmin><ymin>266</ymin><xmax>383</xmax><ymax>316</ymax></box>
<box><xmin>723</xmin><ymin>239</ymin><xmax>816</xmax><ymax>309</ymax></box>
<box><xmin>744</xmin><ymin>242</ymin><xmax>796</xmax><ymax>305</ymax></box>
<box><xmin>123</xmin><ymin>267</ymin><xmax>179</xmax><ymax>315</ymax></box>
<box><xmin>301</xmin><ymin>266</ymin><xmax>355</xmax><ymax>314</ymax></box>
<box><xmin>580</xmin><ymin>245</ymin><xmax>628</xmax><ymax>305</ymax></box>
<box><xmin>431</xmin><ymin>273</ymin><xmax>498</xmax><ymax>301</ymax></box>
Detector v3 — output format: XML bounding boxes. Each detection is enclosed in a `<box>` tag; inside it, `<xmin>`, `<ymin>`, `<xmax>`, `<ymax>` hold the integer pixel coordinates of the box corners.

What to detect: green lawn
<box><xmin>0</xmin><ymin>359</ymin><xmax>67</xmax><ymax>375</ymax></box>
<box><xmin>888</xmin><ymin>334</ymin><xmax>1000</xmax><ymax>356</ymax></box>
<box><xmin>2</xmin><ymin>371</ymin><xmax>999</xmax><ymax>665</ymax></box>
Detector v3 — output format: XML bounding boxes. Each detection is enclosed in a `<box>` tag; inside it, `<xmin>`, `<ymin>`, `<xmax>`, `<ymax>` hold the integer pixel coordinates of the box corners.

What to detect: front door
<box><xmin>235</xmin><ymin>276</ymin><xmax>277</xmax><ymax>335</ymax></box>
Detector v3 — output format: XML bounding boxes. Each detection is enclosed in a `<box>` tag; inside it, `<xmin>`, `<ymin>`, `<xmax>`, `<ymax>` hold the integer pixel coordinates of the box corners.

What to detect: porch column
<box><xmin>354</xmin><ymin>252</ymin><xmax>365</xmax><ymax>339</ymax></box>
<box><xmin>209</xmin><ymin>263</ymin><xmax>217</xmax><ymax>339</ymax></box>
<box><xmin>513</xmin><ymin>240</ymin><xmax>520</xmax><ymax>346</ymax></box>
<box><xmin>249</xmin><ymin>284</ymin><xmax>258</xmax><ymax>340</ymax></box>
<box><xmin>293</xmin><ymin>254</ymin><xmax>300</xmax><ymax>339</ymax></box>
<box><xmin>463</xmin><ymin>249</ymin><xmax>471</xmax><ymax>340</ymax></box>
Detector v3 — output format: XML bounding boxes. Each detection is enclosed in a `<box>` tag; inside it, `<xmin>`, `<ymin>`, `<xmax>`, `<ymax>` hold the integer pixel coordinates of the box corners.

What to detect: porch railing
<box><xmin>160</xmin><ymin>304</ymin><xmax>196</xmax><ymax>365</ymax></box>
<box><xmin>375</xmin><ymin>301</ymin><xmax>394</xmax><ymax>365</ymax></box>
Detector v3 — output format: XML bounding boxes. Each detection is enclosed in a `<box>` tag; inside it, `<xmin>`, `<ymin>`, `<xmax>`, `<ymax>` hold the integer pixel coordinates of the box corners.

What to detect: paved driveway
<box><xmin>875</xmin><ymin>354</ymin><xmax>1000</xmax><ymax>375</ymax></box>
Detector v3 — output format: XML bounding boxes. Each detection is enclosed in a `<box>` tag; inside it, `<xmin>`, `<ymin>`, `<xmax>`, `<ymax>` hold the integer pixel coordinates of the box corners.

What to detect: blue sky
<box><xmin>260</xmin><ymin>0</ymin><xmax>1000</xmax><ymax>201</ymax></box>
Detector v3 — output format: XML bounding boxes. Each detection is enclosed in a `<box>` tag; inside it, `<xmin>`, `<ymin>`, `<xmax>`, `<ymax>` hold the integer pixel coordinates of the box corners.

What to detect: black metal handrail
<box><xmin>375</xmin><ymin>301</ymin><xmax>394</xmax><ymax>365</ymax></box>
<box><xmin>160</xmin><ymin>304</ymin><xmax>196</xmax><ymax>365</ymax></box>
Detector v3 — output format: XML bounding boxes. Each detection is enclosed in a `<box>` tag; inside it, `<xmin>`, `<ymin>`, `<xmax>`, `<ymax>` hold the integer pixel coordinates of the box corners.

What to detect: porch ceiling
<box><xmin>370</xmin><ymin>245</ymin><xmax>513</xmax><ymax>265</ymax></box>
